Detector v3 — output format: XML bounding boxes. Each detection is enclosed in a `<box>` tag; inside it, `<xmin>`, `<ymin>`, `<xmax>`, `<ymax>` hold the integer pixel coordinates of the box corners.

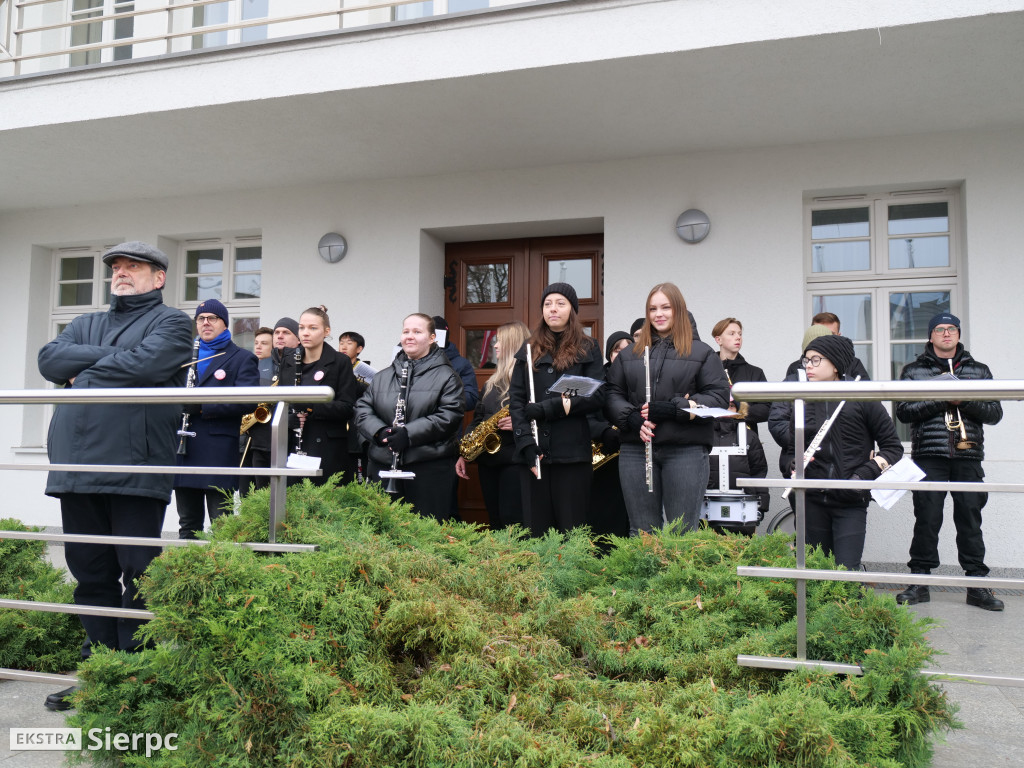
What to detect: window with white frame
<box><xmin>806</xmin><ymin>189</ymin><xmax>962</xmax><ymax>440</ymax></box>
<box><xmin>180</xmin><ymin>236</ymin><xmax>262</xmax><ymax>350</ymax></box>
<box><xmin>191</xmin><ymin>0</ymin><xmax>268</xmax><ymax>49</ymax></box>
<box><xmin>69</xmin><ymin>0</ymin><xmax>134</xmax><ymax>66</ymax></box>
<box><xmin>51</xmin><ymin>245</ymin><xmax>114</xmax><ymax>336</ymax></box>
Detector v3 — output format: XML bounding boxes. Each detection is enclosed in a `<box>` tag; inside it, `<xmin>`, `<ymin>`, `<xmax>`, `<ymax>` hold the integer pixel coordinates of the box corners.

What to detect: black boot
<box><xmin>44</xmin><ymin>686</ymin><xmax>78</xmax><ymax>712</ymax></box>
<box><xmin>896</xmin><ymin>584</ymin><xmax>930</xmax><ymax>605</ymax></box>
<box><xmin>966</xmin><ymin>587</ymin><xmax>1004</xmax><ymax>611</ymax></box>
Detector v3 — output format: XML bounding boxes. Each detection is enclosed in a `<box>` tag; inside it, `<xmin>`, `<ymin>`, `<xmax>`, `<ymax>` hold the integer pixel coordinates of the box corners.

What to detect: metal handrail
<box><xmin>730</xmin><ymin>378</ymin><xmax>1024</xmax><ymax>687</ymax></box>
<box><xmin>0</xmin><ymin>385</ymin><xmax>334</xmax><ymax>684</ymax></box>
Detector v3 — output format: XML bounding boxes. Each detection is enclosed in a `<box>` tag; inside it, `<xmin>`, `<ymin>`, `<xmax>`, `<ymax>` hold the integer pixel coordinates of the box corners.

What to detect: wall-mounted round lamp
<box><xmin>675</xmin><ymin>209</ymin><xmax>711</xmax><ymax>244</ymax></box>
<box><xmin>318</xmin><ymin>232</ymin><xmax>348</xmax><ymax>263</ymax></box>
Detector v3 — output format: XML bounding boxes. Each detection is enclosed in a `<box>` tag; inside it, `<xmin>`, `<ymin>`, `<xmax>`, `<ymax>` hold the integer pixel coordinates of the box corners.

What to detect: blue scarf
<box><xmin>198</xmin><ymin>329</ymin><xmax>232</xmax><ymax>378</ymax></box>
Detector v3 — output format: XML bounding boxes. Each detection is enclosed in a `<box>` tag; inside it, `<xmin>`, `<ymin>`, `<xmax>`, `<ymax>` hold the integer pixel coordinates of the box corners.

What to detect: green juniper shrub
<box><xmin>67</xmin><ymin>479</ymin><xmax>956</xmax><ymax>767</ymax></box>
<box><xmin>0</xmin><ymin>518</ymin><xmax>85</xmax><ymax>673</ymax></box>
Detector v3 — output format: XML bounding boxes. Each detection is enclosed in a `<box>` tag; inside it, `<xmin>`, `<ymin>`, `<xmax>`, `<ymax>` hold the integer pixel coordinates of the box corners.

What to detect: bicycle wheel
<box><xmin>763</xmin><ymin>506</ymin><xmax>795</xmax><ymax>535</ymax></box>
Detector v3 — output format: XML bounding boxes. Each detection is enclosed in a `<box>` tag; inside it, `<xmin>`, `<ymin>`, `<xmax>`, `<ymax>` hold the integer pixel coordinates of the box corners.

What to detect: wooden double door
<box><xmin>444</xmin><ymin>234</ymin><xmax>604</xmax><ymax>525</ymax></box>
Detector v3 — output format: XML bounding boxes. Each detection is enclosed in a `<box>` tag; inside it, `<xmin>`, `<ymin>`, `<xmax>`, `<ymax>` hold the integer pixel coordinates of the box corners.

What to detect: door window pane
<box><xmin>546</xmin><ymin>258</ymin><xmax>593</xmax><ymax>299</ymax></box>
<box><xmin>464</xmin><ymin>328</ymin><xmax>498</xmax><ymax>369</ymax></box>
<box><xmin>465</xmin><ymin>263</ymin><xmax>509</xmax><ymax>304</ymax></box>
<box><xmin>889</xmin><ymin>291</ymin><xmax>950</xmax><ymax>340</ymax></box>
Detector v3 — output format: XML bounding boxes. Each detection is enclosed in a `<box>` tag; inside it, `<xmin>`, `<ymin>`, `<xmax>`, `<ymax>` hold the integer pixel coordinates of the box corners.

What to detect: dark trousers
<box><xmin>175</xmin><ymin>487</ymin><xmax>232</xmax><ymax>539</ymax></box>
<box><xmin>367</xmin><ymin>457</ymin><xmax>456</xmax><ymax>522</ymax></box>
<box><xmin>249</xmin><ymin>448</ymin><xmax>271</xmax><ymax>491</ymax></box>
<box><xmin>519</xmin><ymin>462</ymin><xmax>592</xmax><ymax>536</ymax></box>
<box><xmin>59</xmin><ymin>493</ymin><xmax>166</xmax><ymax>658</ymax></box>
<box><xmin>908</xmin><ymin>457</ymin><xmax>988</xmax><ymax>576</ymax></box>
<box><xmin>479</xmin><ymin>462</ymin><xmax>524</xmax><ymax>530</ymax></box>
<box><xmin>804</xmin><ymin>497</ymin><xmax>867</xmax><ymax>571</ymax></box>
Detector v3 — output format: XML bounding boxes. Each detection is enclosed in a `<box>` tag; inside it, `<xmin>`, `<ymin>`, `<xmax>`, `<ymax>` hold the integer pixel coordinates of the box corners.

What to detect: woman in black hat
<box><xmin>769</xmin><ymin>334</ymin><xmax>903</xmax><ymax>570</ymax></box>
<box><xmin>509</xmin><ymin>283</ymin><xmax>606</xmax><ymax>535</ymax></box>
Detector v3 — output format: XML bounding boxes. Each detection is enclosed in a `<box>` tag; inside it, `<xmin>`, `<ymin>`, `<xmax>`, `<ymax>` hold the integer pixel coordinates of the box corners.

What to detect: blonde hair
<box><xmin>632</xmin><ymin>283</ymin><xmax>693</xmax><ymax>358</ymax></box>
<box><xmin>711</xmin><ymin>317</ymin><xmax>742</xmax><ymax>339</ymax></box>
<box><xmin>483</xmin><ymin>321</ymin><xmax>531</xmax><ymax>407</ymax></box>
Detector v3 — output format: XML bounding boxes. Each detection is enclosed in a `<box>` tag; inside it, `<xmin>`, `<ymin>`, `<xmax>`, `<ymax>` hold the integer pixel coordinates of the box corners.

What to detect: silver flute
<box><xmin>525</xmin><ymin>343</ymin><xmax>542</xmax><ymax>480</ymax></box>
<box><xmin>644</xmin><ymin>345</ymin><xmax>653</xmax><ymax>493</ymax></box>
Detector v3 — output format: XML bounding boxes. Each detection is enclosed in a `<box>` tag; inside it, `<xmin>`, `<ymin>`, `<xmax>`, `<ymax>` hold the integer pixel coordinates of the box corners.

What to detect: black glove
<box><xmin>525</xmin><ymin>402</ymin><xmax>545</xmax><ymax>422</ymax></box>
<box><xmin>787</xmin><ymin>458</ymin><xmax>796</xmax><ymax>475</ymax></box>
<box><xmin>383</xmin><ymin>426</ymin><xmax>410</xmax><ymax>453</ymax></box>
<box><xmin>521</xmin><ymin>444</ymin><xmax>539</xmax><ymax>467</ymax></box>
<box><xmin>647</xmin><ymin>401</ymin><xmax>677</xmax><ymax>423</ymax></box>
<box><xmin>601</xmin><ymin>427</ymin><xmax>621</xmax><ymax>454</ymax></box>
<box><xmin>626</xmin><ymin>409</ymin><xmax>644</xmax><ymax>434</ymax></box>
<box><xmin>851</xmin><ymin>460</ymin><xmax>883</xmax><ymax>482</ymax></box>
<box><xmin>373</xmin><ymin>427</ymin><xmax>390</xmax><ymax>447</ymax></box>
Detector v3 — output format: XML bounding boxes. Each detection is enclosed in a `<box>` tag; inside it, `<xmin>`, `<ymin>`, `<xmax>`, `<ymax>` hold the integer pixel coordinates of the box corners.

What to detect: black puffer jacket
<box><xmin>769</xmin><ymin>377</ymin><xmax>904</xmax><ymax>508</ymax></box>
<box><xmin>509</xmin><ymin>337</ymin><xmax>606</xmax><ymax>465</ymax></box>
<box><xmin>355</xmin><ymin>345</ymin><xmax>465</xmax><ymax>465</ymax></box>
<box><xmin>466</xmin><ymin>386</ymin><xmax>515</xmax><ymax>467</ymax></box>
<box><xmin>894</xmin><ymin>344</ymin><xmax>1002</xmax><ymax>461</ymax></box>
<box><xmin>722</xmin><ymin>353</ymin><xmax>769</xmax><ymax>430</ymax></box>
<box><xmin>605</xmin><ymin>337</ymin><xmax>730</xmax><ymax>446</ymax></box>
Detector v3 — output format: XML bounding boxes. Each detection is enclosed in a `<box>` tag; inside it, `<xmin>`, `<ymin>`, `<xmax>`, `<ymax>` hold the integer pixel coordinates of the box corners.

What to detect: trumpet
<box><xmin>945</xmin><ymin>407</ymin><xmax>976</xmax><ymax>451</ymax></box>
<box><xmin>460</xmin><ymin>406</ymin><xmax>509</xmax><ymax>461</ymax></box>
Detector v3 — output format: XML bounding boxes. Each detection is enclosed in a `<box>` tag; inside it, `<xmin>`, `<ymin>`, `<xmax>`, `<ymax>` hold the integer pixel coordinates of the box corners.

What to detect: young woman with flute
<box><xmin>606</xmin><ymin>283</ymin><xmax>730</xmax><ymax>536</ymax></box>
<box><xmin>355</xmin><ymin>313</ymin><xmax>465</xmax><ymax>521</ymax></box>
<box><xmin>509</xmin><ymin>283</ymin><xmax>606</xmax><ymax>535</ymax></box>
<box><xmin>456</xmin><ymin>321</ymin><xmax>531</xmax><ymax>530</ymax></box>
<box><xmin>277</xmin><ymin>305</ymin><xmax>362</xmax><ymax>486</ymax></box>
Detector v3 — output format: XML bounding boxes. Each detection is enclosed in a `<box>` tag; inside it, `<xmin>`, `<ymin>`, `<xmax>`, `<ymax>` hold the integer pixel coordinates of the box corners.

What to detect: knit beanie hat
<box><xmin>604</xmin><ymin>331</ymin><xmax>633</xmax><ymax>363</ymax></box>
<box><xmin>928</xmin><ymin>312</ymin><xmax>961</xmax><ymax>334</ymax></box>
<box><xmin>541</xmin><ymin>282</ymin><xmax>579</xmax><ymax>314</ymax></box>
<box><xmin>801</xmin><ymin>324</ymin><xmax>832</xmax><ymax>353</ymax></box>
<box><xmin>195</xmin><ymin>298</ymin><xmax>229</xmax><ymax>325</ymax></box>
<box><xmin>804</xmin><ymin>334</ymin><xmax>856</xmax><ymax>377</ymax></box>
<box><xmin>629</xmin><ymin>317</ymin><xmax>645</xmax><ymax>336</ymax></box>
<box><xmin>274</xmin><ymin>317</ymin><xmax>299</xmax><ymax>337</ymax></box>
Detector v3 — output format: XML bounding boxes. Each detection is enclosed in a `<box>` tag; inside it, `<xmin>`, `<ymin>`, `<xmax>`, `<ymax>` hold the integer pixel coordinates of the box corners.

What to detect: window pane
<box><xmin>546</xmin><ymin>258</ymin><xmax>593</xmax><ymax>299</ymax></box>
<box><xmin>465</xmin><ymin>263</ymin><xmax>509</xmax><ymax>304</ymax></box>
<box><xmin>891</xmin><ymin>343</ymin><xmax>922</xmax><ymax>441</ymax></box>
<box><xmin>59</xmin><ymin>283</ymin><xmax>92</xmax><ymax>306</ymax></box>
<box><xmin>60</xmin><ymin>257</ymin><xmax>93</xmax><ymax>281</ymax></box>
<box><xmin>811</xmin><ymin>241</ymin><xmax>870</xmax><ymax>273</ymax></box>
<box><xmin>185</xmin><ymin>276</ymin><xmax>222</xmax><ymax>302</ymax></box>
<box><xmin>888</xmin><ymin>236</ymin><xmax>949</xmax><ymax>269</ymax></box>
<box><xmin>811</xmin><ymin>207</ymin><xmax>869</xmax><ymax>239</ymax></box>
<box><xmin>232</xmin><ymin>317</ymin><xmax>259</xmax><ymax>352</ymax></box>
<box><xmin>186</xmin><ymin>248</ymin><xmax>223</xmax><ymax>274</ymax></box>
<box><xmin>235</xmin><ymin>246</ymin><xmax>262</xmax><ymax>272</ymax></box>
<box><xmin>888</xmin><ymin>202</ymin><xmax>948</xmax><ymax>236</ymax></box>
<box><xmin>395</xmin><ymin>1</ymin><xmax>433</xmax><ymax>20</ymax></box>
<box><xmin>889</xmin><ymin>291</ymin><xmax>950</xmax><ymax>340</ymax></box>
<box><xmin>450</xmin><ymin>0</ymin><xmax>489</xmax><ymax>10</ymax></box>
<box><xmin>853</xmin><ymin>345</ymin><xmax>873</xmax><ymax>379</ymax></box>
<box><xmin>233</xmin><ymin>274</ymin><xmax>261</xmax><ymax>300</ymax></box>
<box><xmin>465</xmin><ymin>328</ymin><xmax>498</xmax><ymax>369</ymax></box>
<box><xmin>812</xmin><ymin>293</ymin><xmax>872</xmax><ymax>341</ymax></box>
<box><xmin>240</xmin><ymin>0</ymin><xmax>268</xmax><ymax>42</ymax></box>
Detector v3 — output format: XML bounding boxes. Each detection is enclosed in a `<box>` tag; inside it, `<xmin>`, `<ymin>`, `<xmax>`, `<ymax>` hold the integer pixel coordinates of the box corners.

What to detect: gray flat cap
<box><xmin>101</xmin><ymin>241</ymin><xmax>169</xmax><ymax>271</ymax></box>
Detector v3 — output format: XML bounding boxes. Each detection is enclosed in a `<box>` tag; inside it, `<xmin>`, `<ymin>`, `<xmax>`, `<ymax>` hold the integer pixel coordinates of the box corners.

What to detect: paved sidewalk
<box><xmin>2</xmin><ymin>574</ymin><xmax>1021</xmax><ymax>765</ymax></box>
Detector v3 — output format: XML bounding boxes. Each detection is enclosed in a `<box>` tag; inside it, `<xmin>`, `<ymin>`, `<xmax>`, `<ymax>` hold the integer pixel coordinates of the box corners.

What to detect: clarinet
<box><xmin>379</xmin><ymin>363</ymin><xmax>415</xmax><ymax>492</ymax></box>
<box><xmin>644</xmin><ymin>345</ymin><xmax>653</xmax><ymax>493</ymax></box>
<box><xmin>176</xmin><ymin>336</ymin><xmax>201</xmax><ymax>455</ymax></box>
<box><xmin>291</xmin><ymin>346</ymin><xmax>307</xmax><ymax>455</ymax></box>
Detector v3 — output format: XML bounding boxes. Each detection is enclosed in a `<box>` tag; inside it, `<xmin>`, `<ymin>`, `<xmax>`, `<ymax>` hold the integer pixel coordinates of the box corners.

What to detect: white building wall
<box><xmin>1</xmin><ymin>125</ymin><xmax>1021</xmax><ymax>570</ymax></box>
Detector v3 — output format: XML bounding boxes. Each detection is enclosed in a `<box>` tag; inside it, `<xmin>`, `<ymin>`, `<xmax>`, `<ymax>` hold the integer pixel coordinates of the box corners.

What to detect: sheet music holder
<box><xmin>547</xmin><ymin>375</ymin><xmax>604</xmax><ymax>397</ymax></box>
<box><xmin>353</xmin><ymin>360</ymin><xmax>376</xmax><ymax>383</ymax></box>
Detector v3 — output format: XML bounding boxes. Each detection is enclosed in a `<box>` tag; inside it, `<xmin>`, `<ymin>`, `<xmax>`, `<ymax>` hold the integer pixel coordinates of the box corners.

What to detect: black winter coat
<box><xmin>278</xmin><ymin>344</ymin><xmax>363</xmax><ymax>482</ymax></box>
<box><xmin>768</xmin><ymin>376</ymin><xmax>904</xmax><ymax>508</ymax></box>
<box><xmin>894</xmin><ymin>344</ymin><xmax>1002</xmax><ymax>461</ymax></box>
<box><xmin>355</xmin><ymin>345</ymin><xmax>465</xmax><ymax>466</ymax></box>
<box><xmin>605</xmin><ymin>337</ymin><xmax>730</xmax><ymax>447</ymax></box>
<box><xmin>509</xmin><ymin>337</ymin><xmax>606</xmax><ymax>465</ymax></box>
<box><xmin>38</xmin><ymin>290</ymin><xmax>193</xmax><ymax>502</ymax></box>
<box><xmin>722</xmin><ymin>353</ymin><xmax>769</xmax><ymax>430</ymax></box>
<box><xmin>175</xmin><ymin>340</ymin><xmax>260</xmax><ymax>490</ymax></box>
<box><xmin>467</xmin><ymin>387</ymin><xmax>515</xmax><ymax>467</ymax></box>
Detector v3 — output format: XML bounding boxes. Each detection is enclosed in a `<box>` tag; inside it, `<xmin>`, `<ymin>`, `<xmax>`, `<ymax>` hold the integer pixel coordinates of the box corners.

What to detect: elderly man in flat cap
<box><xmin>38</xmin><ymin>241</ymin><xmax>193</xmax><ymax>710</ymax></box>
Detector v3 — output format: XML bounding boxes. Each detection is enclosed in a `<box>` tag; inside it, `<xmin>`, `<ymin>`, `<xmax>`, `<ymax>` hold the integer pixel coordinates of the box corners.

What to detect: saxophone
<box><xmin>460</xmin><ymin>406</ymin><xmax>509</xmax><ymax>460</ymax></box>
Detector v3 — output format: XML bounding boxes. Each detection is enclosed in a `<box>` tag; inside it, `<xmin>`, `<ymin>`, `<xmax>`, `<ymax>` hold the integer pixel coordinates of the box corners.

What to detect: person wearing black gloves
<box><xmin>355</xmin><ymin>313</ymin><xmax>465</xmax><ymax>520</ymax></box>
<box><xmin>768</xmin><ymin>334</ymin><xmax>903</xmax><ymax>570</ymax></box>
<box><xmin>456</xmin><ymin>321</ymin><xmax>531</xmax><ymax>529</ymax></box>
<box><xmin>606</xmin><ymin>283</ymin><xmax>730</xmax><ymax>535</ymax></box>
<box><xmin>277</xmin><ymin>306</ymin><xmax>362</xmax><ymax>486</ymax></box>
<box><xmin>509</xmin><ymin>283</ymin><xmax>606</xmax><ymax>535</ymax></box>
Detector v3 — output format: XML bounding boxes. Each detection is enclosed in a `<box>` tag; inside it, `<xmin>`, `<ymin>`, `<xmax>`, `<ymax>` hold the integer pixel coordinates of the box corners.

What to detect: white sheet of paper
<box><xmin>286</xmin><ymin>453</ymin><xmax>322</xmax><ymax>470</ymax></box>
<box><xmin>434</xmin><ymin>328</ymin><xmax>448</xmax><ymax>347</ymax></box>
<box><xmin>871</xmin><ymin>456</ymin><xmax>926</xmax><ymax>510</ymax></box>
<box><xmin>682</xmin><ymin>406</ymin><xmax>735</xmax><ymax>418</ymax></box>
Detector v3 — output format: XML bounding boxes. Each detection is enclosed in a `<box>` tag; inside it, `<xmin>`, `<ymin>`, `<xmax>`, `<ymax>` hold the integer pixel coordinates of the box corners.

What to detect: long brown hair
<box><xmin>529</xmin><ymin>301</ymin><xmax>594</xmax><ymax>371</ymax></box>
<box><xmin>633</xmin><ymin>283</ymin><xmax>693</xmax><ymax>358</ymax></box>
<box><xmin>483</xmin><ymin>321</ymin><xmax>531</xmax><ymax>407</ymax></box>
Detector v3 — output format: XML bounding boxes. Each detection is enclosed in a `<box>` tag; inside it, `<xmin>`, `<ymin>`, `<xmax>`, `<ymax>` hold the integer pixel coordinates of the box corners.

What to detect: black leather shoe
<box><xmin>44</xmin><ymin>686</ymin><xmax>78</xmax><ymax>712</ymax></box>
<box><xmin>966</xmin><ymin>587</ymin><xmax>1004</xmax><ymax>611</ymax></box>
<box><xmin>896</xmin><ymin>584</ymin><xmax>930</xmax><ymax>605</ymax></box>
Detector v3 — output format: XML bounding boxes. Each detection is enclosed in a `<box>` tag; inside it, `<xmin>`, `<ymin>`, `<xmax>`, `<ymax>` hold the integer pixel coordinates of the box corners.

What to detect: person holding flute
<box><xmin>509</xmin><ymin>283</ymin><xmax>606</xmax><ymax>535</ymax></box>
<box><xmin>606</xmin><ymin>283</ymin><xmax>730</xmax><ymax>536</ymax></box>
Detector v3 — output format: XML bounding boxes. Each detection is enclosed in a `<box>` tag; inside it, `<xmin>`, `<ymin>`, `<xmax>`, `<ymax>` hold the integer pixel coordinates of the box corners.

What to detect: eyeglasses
<box><xmin>931</xmin><ymin>326</ymin><xmax>959</xmax><ymax>336</ymax></box>
<box><xmin>800</xmin><ymin>355</ymin><xmax>825</xmax><ymax>368</ymax></box>
<box><xmin>196</xmin><ymin>315</ymin><xmax>222</xmax><ymax>324</ymax></box>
